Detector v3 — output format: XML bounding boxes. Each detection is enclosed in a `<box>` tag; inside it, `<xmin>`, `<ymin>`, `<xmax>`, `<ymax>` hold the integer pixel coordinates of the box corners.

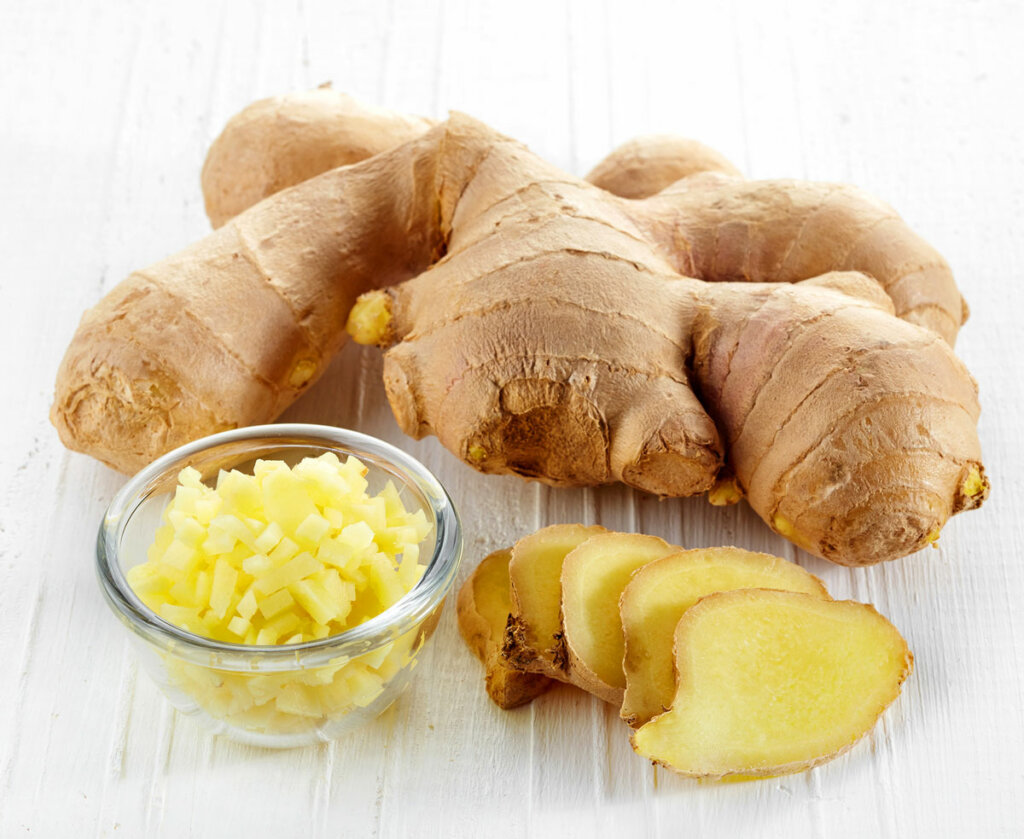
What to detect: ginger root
<box><xmin>52</xmin><ymin>91</ymin><xmax>988</xmax><ymax>565</ymax></box>
<box><xmin>630</xmin><ymin>590</ymin><xmax>912</xmax><ymax>779</ymax></box>
<box><xmin>456</xmin><ymin>548</ymin><xmax>554</xmax><ymax>710</ymax></box>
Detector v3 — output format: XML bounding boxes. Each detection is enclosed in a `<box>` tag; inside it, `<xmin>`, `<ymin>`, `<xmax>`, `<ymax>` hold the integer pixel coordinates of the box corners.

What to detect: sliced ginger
<box><xmin>456</xmin><ymin>549</ymin><xmax>554</xmax><ymax>709</ymax></box>
<box><xmin>619</xmin><ymin>547</ymin><xmax>829</xmax><ymax>727</ymax></box>
<box><xmin>559</xmin><ymin>533</ymin><xmax>675</xmax><ymax>704</ymax></box>
<box><xmin>631</xmin><ymin>590</ymin><xmax>912</xmax><ymax>779</ymax></box>
<box><xmin>503</xmin><ymin>523</ymin><xmax>606</xmax><ymax>678</ymax></box>
<box><xmin>457</xmin><ymin>525</ymin><xmax>912</xmax><ymax>777</ymax></box>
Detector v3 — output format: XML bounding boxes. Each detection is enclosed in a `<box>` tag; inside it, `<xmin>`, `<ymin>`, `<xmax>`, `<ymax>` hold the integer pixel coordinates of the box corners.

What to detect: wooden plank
<box><xmin>0</xmin><ymin>0</ymin><xmax>1022</xmax><ymax>836</ymax></box>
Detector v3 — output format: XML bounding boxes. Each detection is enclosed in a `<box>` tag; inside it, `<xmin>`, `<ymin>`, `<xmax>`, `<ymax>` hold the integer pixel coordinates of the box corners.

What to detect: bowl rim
<box><xmin>96</xmin><ymin>423</ymin><xmax>462</xmax><ymax>671</ymax></box>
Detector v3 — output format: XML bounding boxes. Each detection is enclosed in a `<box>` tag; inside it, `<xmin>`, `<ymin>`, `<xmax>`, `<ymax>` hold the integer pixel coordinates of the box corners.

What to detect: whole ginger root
<box><xmin>52</xmin><ymin>90</ymin><xmax>988</xmax><ymax>565</ymax></box>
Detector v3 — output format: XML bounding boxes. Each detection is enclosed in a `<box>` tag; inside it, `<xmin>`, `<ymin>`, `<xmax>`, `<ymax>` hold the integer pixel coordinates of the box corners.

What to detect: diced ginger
<box><xmin>257</xmin><ymin>588</ymin><xmax>295</xmax><ymax>619</ymax></box>
<box><xmin>295</xmin><ymin>512</ymin><xmax>331</xmax><ymax>546</ymax></box>
<box><xmin>261</xmin><ymin>468</ymin><xmax>318</xmax><ymax>535</ymax></box>
<box><xmin>215</xmin><ymin>469</ymin><xmax>261</xmax><ymax>513</ymax></box>
<box><xmin>167</xmin><ymin>511</ymin><xmax>206</xmax><ymax>548</ymax></box>
<box><xmin>251</xmin><ymin>551</ymin><xmax>319</xmax><ymax>596</ymax></box>
<box><xmin>339</xmin><ymin>521</ymin><xmax>375</xmax><ymax>551</ymax></box>
<box><xmin>193</xmin><ymin>495</ymin><xmax>222</xmax><ymax>525</ymax></box>
<box><xmin>162</xmin><ymin>539</ymin><xmax>196</xmax><ymax>571</ymax></box>
<box><xmin>242</xmin><ymin>553</ymin><xmax>272</xmax><ymax>576</ymax></box>
<box><xmin>343</xmin><ymin>664</ymin><xmax>385</xmax><ymax>708</ymax></box>
<box><xmin>318</xmin><ymin>537</ymin><xmax>357</xmax><ymax>572</ymax></box>
<box><xmin>369</xmin><ymin>555</ymin><xmax>405</xmax><ymax>609</ymax></box>
<box><xmin>210</xmin><ymin>558</ymin><xmax>238</xmax><ymax>620</ymax></box>
<box><xmin>236</xmin><ymin>588</ymin><xmax>258</xmax><ymax>620</ymax></box>
<box><xmin>290</xmin><ymin>579</ymin><xmax>338</xmax><ymax>625</ymax></box>
<box><xmin>268</xmin><ymin>537</ymin><xmax>300</xmax><ymax>564</ymax></box>
<box><xmin>254</xmin><ymin>521</ymin><xmax>284</xmax><ymax>554</ymax></box>
<box><xmin>172</xmin><ymin>485</ymin><xmax>202</xmax><ymax>516</ymax></box>
<box><xmin>129</xmin><ymin>453</ymin><xmax>435</xmax><ymax>731</ymax></box>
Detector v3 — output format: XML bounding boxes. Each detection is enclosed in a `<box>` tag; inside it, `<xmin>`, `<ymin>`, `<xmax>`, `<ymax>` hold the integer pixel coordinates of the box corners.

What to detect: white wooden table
<box><xmin>2</xmin><ymin>1</ymin><xmax>1022</xmax><ymax>836</ymax></box>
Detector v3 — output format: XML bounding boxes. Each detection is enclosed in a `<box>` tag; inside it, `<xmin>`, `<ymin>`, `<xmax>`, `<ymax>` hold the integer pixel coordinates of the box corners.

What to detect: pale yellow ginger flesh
<box><xmin>126</xmin><ymin>452</ymin><xmax>434</xmax><ymax>731</ymax></box>
<box><xmin>456</xmin><ymin>549</ymin><xmax>554</xmax><ymax>709</ymax></box>
<box><xmin>631</xmin><ymin>590</ymin><xmax>912</xmax><ymax>779</ymax></box>
<box><xmin>619</xmin><ymin>548</ymin><xmax>829</xmax><ymax>727</ymax></box>
<box><xmin>559</xmin><ymin>533</ymin><xmax>675</xmax><ymax>704</ymax></box>
<box><xmin>127</xmin><ymin>452</ymin><xmax>431</xmax><ymax>645</ymax></box>
<box><xmin>502</xmin><ymin>524</ymin><xmax>606</xmax><ymax>678</ymax></box>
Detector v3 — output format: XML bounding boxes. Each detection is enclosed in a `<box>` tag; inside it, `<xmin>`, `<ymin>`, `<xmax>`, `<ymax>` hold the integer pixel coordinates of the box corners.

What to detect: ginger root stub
<box><xmin>53</xmin><ymin>90</ymin><xmax>988</xmax><ymax>565</ymax></box>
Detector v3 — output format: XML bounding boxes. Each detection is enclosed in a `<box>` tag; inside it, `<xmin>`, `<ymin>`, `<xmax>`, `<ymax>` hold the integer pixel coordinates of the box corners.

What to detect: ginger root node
<box><xmin>707</xmin><ymin>475</ymin><xmax>743</xmax><ymax>506</ymax></box>
<box><xmin>346</xmin><ymin>290</ymin><xmax>393</xmax><ymax>346</ymax></box>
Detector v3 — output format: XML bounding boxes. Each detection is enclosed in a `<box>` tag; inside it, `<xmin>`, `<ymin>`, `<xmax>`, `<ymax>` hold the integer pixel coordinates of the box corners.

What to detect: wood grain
<box><xmin>1</xmin><ymin>1</ymin><xmax>1022</xmax><ymax>836</ymax></box>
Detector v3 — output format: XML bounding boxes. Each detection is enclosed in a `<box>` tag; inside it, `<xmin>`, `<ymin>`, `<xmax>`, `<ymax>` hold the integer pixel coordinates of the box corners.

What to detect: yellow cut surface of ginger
<box><xmin>559</xmin><ymin>532</ymin><xmax>676</xmax><ymax>704</ymax></box>
<box><xmin>502</xmin><ymin>523</ymin><xmax>606</xmax><ymax>678</ymax></box>
<box><xmin>127</xmin><ymin>451</ymin><xmax>432</xmax><ymax>645</ymax></box>
<box><xmin>619</xmin><ymin>547</ymin><xmax>829</xmax><ymax>727</ymax></box>
<box><xmin>631</xmin><ymin>590</ymin><xmax>912</xmax><ymax>779</ymax></box>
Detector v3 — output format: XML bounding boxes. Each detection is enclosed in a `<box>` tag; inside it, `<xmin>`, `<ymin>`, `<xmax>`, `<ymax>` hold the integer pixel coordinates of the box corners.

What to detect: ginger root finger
<box><xmin>694</xmin><ymin>281</ymin><xmax>986</xmax><ymax>565</ymax></box>
<box><xmin>645</xmin><ymin>176</ymin><xmax>965</xmax><ymax>343</ymax></box>
<box><xmin>456</xmin><ymin>548</ymin><xmax>554</xmax><ymax>710</ymax></box>
<box><xmin>202</xmin><ymin>87</ymin><xmax>434</xmax><ymax>229</ymax></box>
<box><xmin>631</xmin><ymin>590</ymin><xmax>913</xmax><ymax>779</ymax></box>
<box><xmin>52</xmin><ymin>124</ymin><xmax>450</xmax><ymax>474</ymax></box>
<box><xmin>584</xmin><ymin>134</ymin><xmax>742</xmax><ymax>199</ymax></box>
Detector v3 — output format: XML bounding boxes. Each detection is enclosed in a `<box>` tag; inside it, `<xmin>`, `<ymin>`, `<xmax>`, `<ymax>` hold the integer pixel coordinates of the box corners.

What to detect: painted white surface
<box><xmin>1</xmin><ymin>1</ymin><xmax>1022</xmax><ymax>836</ymax></box>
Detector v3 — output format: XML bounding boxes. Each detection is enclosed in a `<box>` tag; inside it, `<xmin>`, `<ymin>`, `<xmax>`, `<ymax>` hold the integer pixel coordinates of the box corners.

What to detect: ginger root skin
<box><xmin>202</xmin><ymin>87</ymin><xmax>434</xmax><ymax>229</ymax></box>
<box><xmin>53</xmin><ymin>94</ymin><xmax>988</xmax><ymax>564</ymax></box>
<box><xmin>584</xmin><ymin>134</ymin><xmax>742</xmax><ymax>199</ymax></box>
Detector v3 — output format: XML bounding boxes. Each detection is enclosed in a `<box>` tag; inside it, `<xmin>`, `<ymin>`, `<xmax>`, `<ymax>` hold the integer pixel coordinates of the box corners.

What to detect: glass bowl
<box><xmin>97</xmin><ymin>424</ymin><xmax>462</xmax><ymax>748</ymax></box>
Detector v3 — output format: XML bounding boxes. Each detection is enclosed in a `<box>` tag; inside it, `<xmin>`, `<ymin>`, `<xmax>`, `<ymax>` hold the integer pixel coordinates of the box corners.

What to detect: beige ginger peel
<box><xmin>53</xmin><ymin>90</ymin><xmax>987</xmax><ymax>565</ymax></box>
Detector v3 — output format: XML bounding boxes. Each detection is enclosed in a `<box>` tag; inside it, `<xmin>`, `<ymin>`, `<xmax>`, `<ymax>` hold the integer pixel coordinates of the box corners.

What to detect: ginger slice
<box><xmin>456</xmin><ymin>549</ymin><xmax>554</xmax><ymax>710</ymax></box>
<box><xmin>502</xmin><ymin>524</ymin><xmax>607</xmax><ymax>678</ymax></box>
<box><xmin>619</xmin><ymin>547</ymin><xmax>829</xmax><ymax>727</ymax></box>
<box><xmin>560</xmin><ymin>533</ymin><xmax>676</xmax><ymax>704</ymax></box>
<box><xmin>631</xmin><ymin>590</ymin><xmax>912</xmax><ymax>779</ymax></box>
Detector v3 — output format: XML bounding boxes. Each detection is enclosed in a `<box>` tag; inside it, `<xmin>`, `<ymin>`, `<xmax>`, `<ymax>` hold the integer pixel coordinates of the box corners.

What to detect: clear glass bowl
<box><xmin>97</xmin><ymin>424</ymin><xmax>462</xmax><ymax>748</ymax></box>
